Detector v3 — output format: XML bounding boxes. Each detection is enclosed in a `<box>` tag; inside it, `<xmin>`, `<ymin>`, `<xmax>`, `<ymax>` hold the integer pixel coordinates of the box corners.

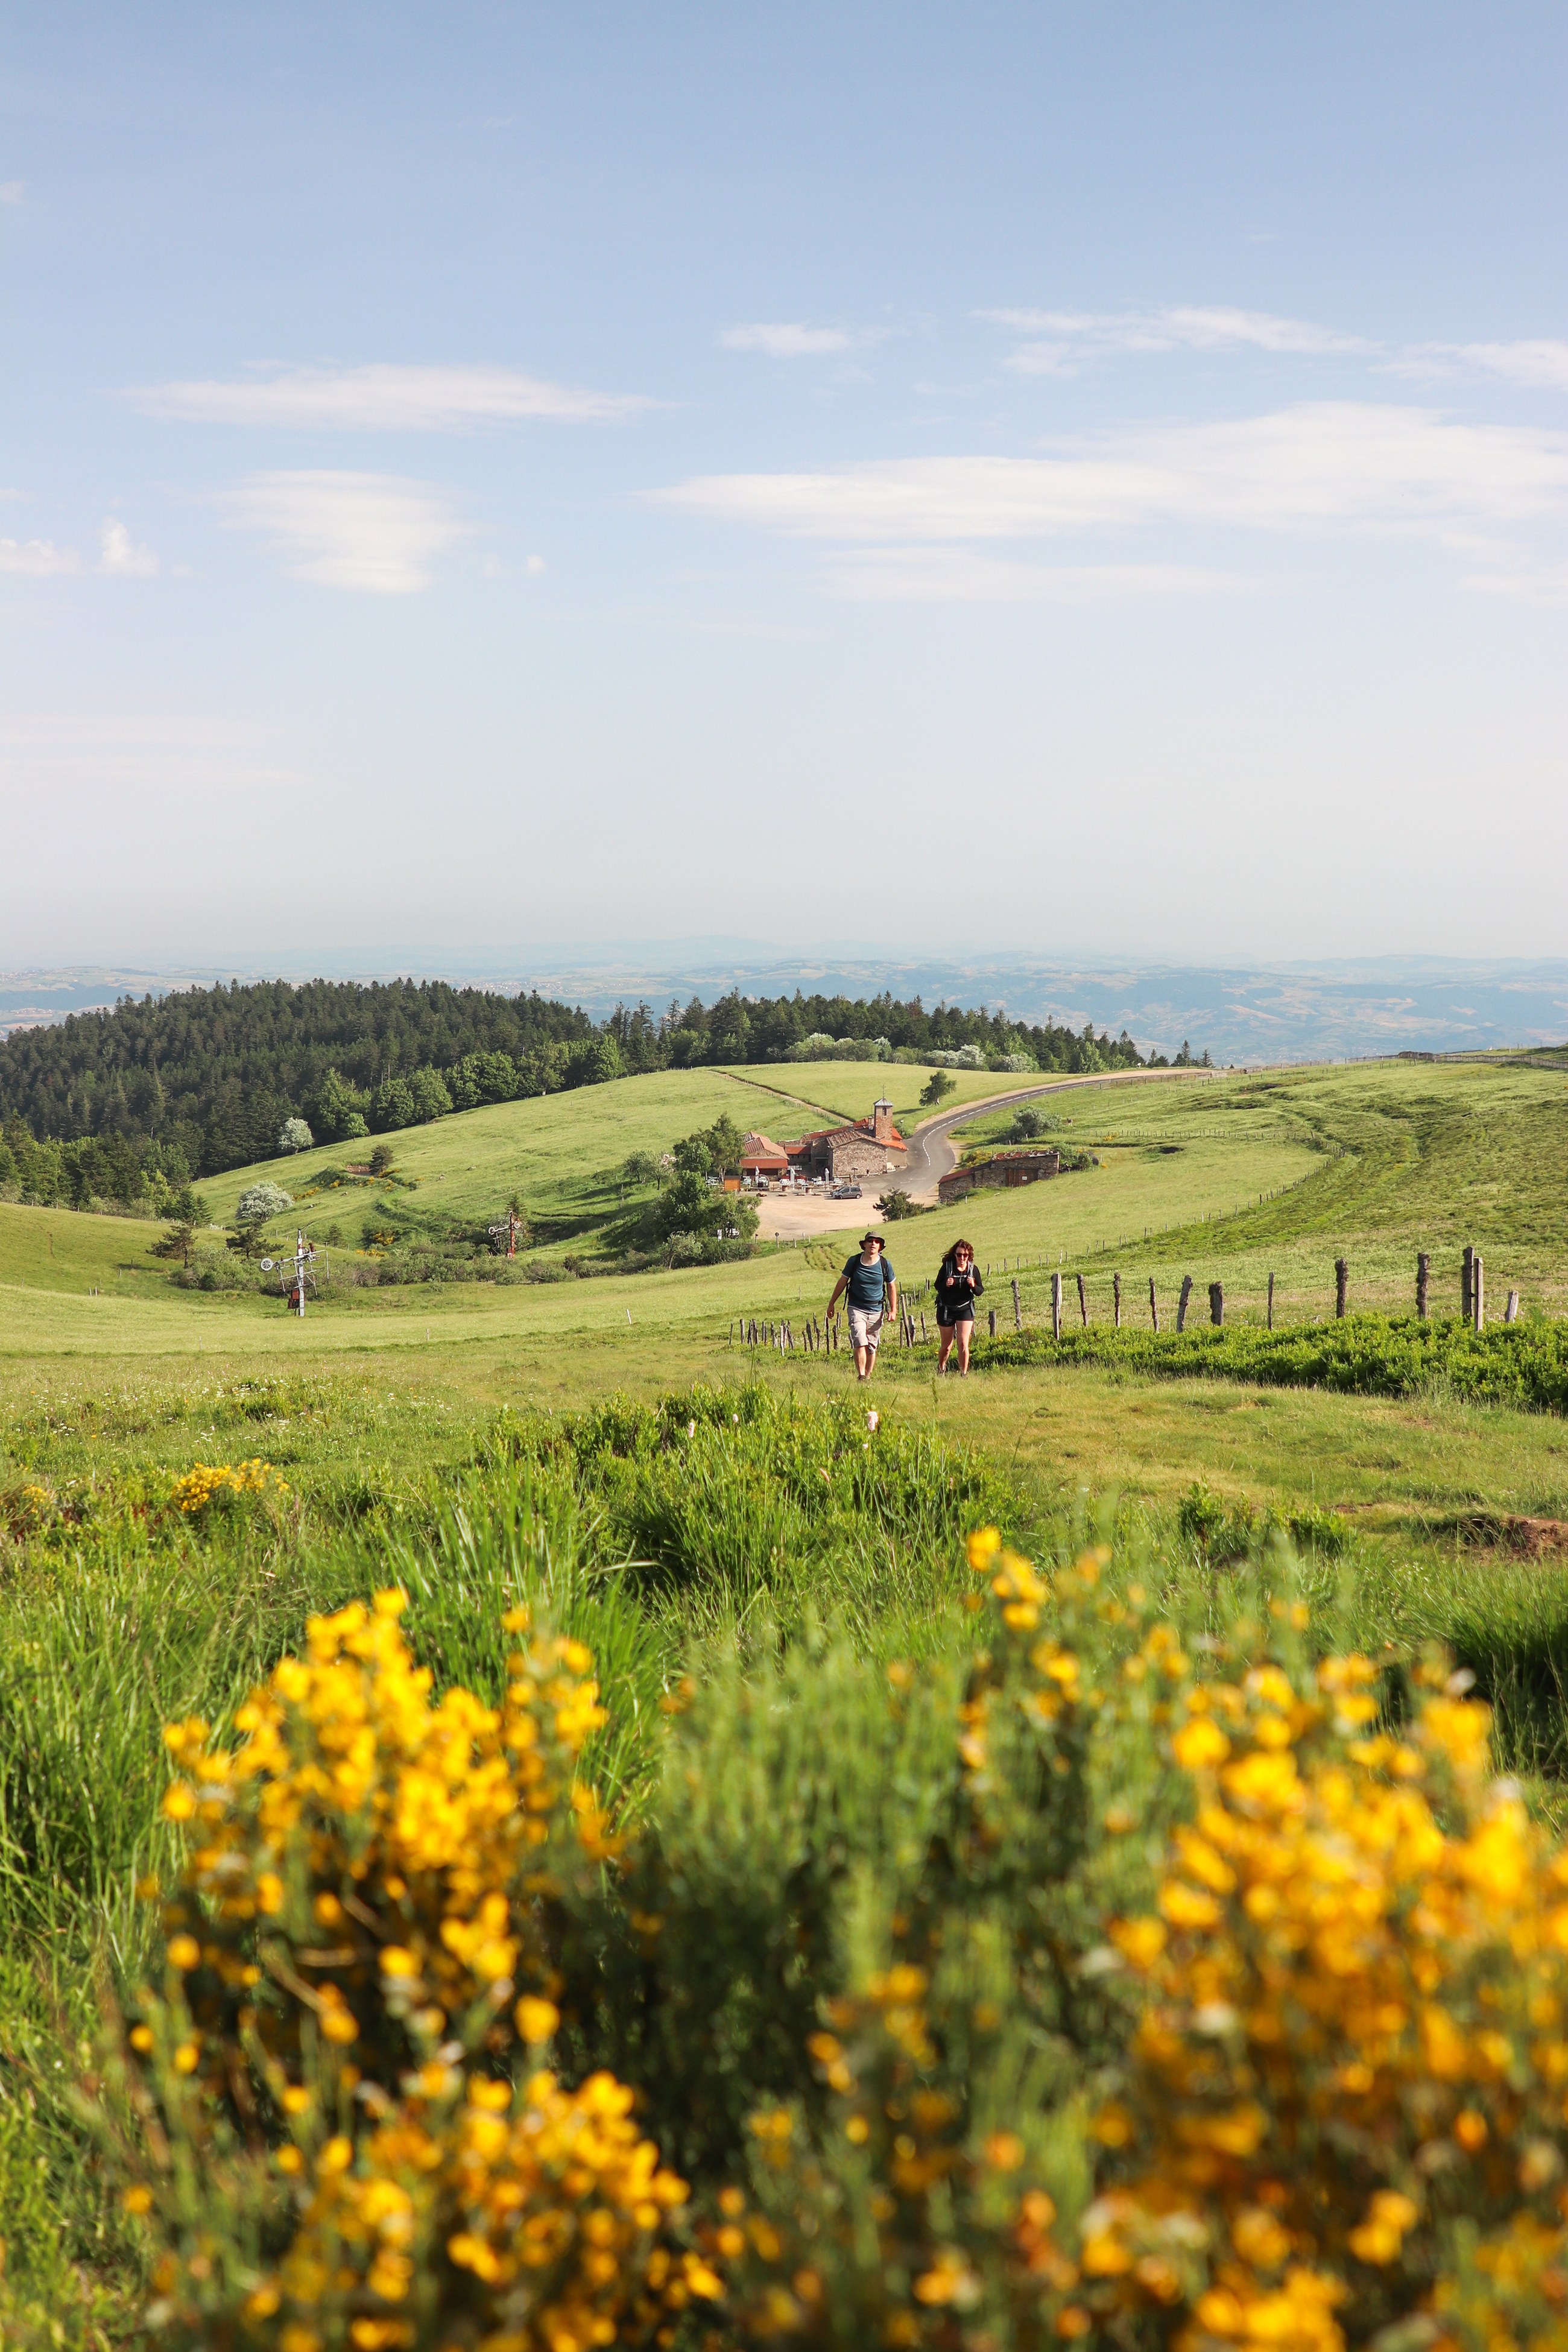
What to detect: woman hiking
<box><xmin>934</xmin><ymin>1238</ymin><xmax>983</xmax><ymax>1376</ymax></box>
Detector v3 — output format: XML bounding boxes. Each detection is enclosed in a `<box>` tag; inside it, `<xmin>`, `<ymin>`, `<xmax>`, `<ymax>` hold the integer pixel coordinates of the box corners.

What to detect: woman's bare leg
<box><xmin>937</xmin><ymin>1326</ymin><xmax>954</xmax><ymax>1374</ymax></box>
<box><xmin>957</xmin><ymin>1321</ymin><xmax>973</xmax><ymax>1375</ymax></box>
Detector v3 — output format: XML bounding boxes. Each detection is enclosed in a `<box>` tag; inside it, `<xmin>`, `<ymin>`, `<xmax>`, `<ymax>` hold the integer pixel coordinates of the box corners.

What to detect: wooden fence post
<box><xmin>1417</xmin><ymin>1252</ymin><xmax>1430</xmax><ymax>1318</ymax></box>
<box><xmin>1113</xmin><ymin>1271</ymin><xmax>1122</xmax><ymax>1328</ymax></box>
<box><xmin>1462</xmin><ymin>1245</ymin><xmax>1473</xmax><ymax>1324</ymax></box>
<box><xmin>1266</xmin><ymin>1272</ymin><xmax>1275</xmax><ymax>1330</ymax></box>
<box><xmin>1012</xmin><ymin>1277</ymin><xmax>1022</xmax><ymax>1330</ymax></box>
<box><xmin>1051</xmin><ymin>1272</ymin><xmax>1063</xmax><ymax>1341</ymax></box>
<box><xmin>1473</xmin><ymin>1253</ymin><xmax>1485</xmax><ymax>1332</ymax></box>
<box><xmin>1076</xmin><ymin>1272</ymin><xmax>1089</xmax><ymax>1326</ymax></box>
<box><xmin>988</xmin><ymin>1306</ymin><xmax>997</xmax><ymax>1338</ymax></box>
<box><xmin>1506</xmin><ymin>1289</ymin><xmax>1520</xmax><ymax>1324</ymax></box>
<box><xmin>1149</xmin><ymin>1277</ymin><xmax>1160</xmax><ymax>1333</ymax></box>
<box><xmin>1209</xmin><ymin>1280</ymin><xmax>1224</xmax><ymax>1328</ymax></box>
<box><xmin>1177</xmin><ymin>1275</ymin><xmax>1193</xmax><ymax>1332</ymax></box>
<box><xmin>1335</xmin><ymin>1258</ymin><xmax>1348</xmax><ymax>1319</ymax></box>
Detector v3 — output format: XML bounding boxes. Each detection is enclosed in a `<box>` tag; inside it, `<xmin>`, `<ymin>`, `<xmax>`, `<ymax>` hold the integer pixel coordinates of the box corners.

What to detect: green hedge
<box><xmin>967</xmin><ymin>1312</ymin><xmax>1568</xmax><ymax>1412</ymax></box>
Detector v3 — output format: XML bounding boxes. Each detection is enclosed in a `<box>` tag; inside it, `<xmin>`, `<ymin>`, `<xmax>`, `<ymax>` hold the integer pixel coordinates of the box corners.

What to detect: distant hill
<box><xmin>0</xmin><ymin>975</ymin><xmax>1154</xmax><ymax>1187</ymax></box>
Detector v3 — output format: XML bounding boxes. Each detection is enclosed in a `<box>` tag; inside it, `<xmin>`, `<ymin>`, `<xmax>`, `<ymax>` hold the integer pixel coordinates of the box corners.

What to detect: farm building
<box><xmin>938</xmin><ymin>1145</ymin><xmax>1060</xmax><ymax>1205</ymax></box>
<box><xmin>786</xmin><ymin>1098</ymin><xmax>909</xmax><ymax>1184</ymax></box>
<box><xmin>739</xmin><ymin>1130</ymin><xmax>790</xmax><ymax>1183</ymax></box>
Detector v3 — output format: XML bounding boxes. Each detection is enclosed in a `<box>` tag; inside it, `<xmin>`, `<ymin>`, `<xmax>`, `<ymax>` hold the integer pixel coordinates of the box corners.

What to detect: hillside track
<box><xmin>902</xmin><ymin>1067</ymin><xmax>1218</xmax><ymax>1201</ymax></box>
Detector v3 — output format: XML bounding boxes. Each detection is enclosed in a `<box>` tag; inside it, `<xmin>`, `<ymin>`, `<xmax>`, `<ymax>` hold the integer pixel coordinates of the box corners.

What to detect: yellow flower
<box><xmin>514</xmin><ymin>1996</ymin><xmax>560</xmax><ymax>2044</ymax></box>
<box><xmin>1174</xmin><ymin>1716</ymin><xmax>1233</xmax><ymax>1770</ymax></box>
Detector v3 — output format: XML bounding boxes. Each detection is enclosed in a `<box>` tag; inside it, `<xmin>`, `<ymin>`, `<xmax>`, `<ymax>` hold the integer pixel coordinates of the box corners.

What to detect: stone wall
<box><xmin>938</xmin><ymin>1147</ymin><xmax>1060</xmax><ymax>1203</ymax></box>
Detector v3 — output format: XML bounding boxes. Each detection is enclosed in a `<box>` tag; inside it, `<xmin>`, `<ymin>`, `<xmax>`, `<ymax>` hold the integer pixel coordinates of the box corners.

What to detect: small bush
<box><xmin>875</xmin><ymin>1188</ymin><xmax>922</xmax><ymax>1220</ymax></box>
<box><xmin>235</xmin><ymin>1181</ymin><xmax>292</xmax><ymax>1227</ymax></box>
<box><xmin>107</xmin><ymin>1596</ymin><xmax>715</xmax><ymax>2350</ymax></box>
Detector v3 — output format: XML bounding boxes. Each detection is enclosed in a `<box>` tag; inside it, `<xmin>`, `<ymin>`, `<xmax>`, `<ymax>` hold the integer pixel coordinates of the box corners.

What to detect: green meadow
<box><xmin>4</xmin><ymin>1048</ymin><xmax>1568</xmax><ymax>2340</ymax></box>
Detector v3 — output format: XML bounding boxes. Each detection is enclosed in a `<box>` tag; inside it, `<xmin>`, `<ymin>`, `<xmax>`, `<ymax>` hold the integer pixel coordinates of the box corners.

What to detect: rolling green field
<box><xmin>4</xmin><ymin>1048</ymin><xmax>1568</xmax><ymax>2342</ymax></box>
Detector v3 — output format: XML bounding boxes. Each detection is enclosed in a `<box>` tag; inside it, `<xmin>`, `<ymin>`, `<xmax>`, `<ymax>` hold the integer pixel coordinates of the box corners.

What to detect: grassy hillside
<box><xmin>4</xmin><ymin>1057</ymin><xmax>1559</xmax><ymax>1337</ymax></box>
<box><xmin>196</xmin><ymin>1060</ymin><xmax>1048</xmax><ymax>1230</ymax></box>
<box><xmin>7</xmin><ymin>1053</ymin><xmax>1568</xmax><ymax>2344</ymax></box>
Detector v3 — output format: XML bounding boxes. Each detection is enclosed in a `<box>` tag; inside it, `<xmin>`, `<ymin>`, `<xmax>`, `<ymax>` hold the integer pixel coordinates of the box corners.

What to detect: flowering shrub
<box><xmin>104</xmin><ymin>1506</ymin><xmax>1568</xmax><ymax>2352</ymax></box>
<box><xmin>1084</xmin><ymin>1644</ymin><xmax>1568</xmax><ymax>2352</ymax></box>
<box><xmin>118</xmin><ymin>1593</ymin><xmax>716</xmax><ymax>2351</ymax></box>
<box><xmin>706</xmin><ymin>1530</ymin><xmax>1568</xmax><ymax>2352</ymax></box>
<box><xmin>168</xmin><ymin>1458</ymin><xmax>290</xmax><ymax>1515</ymax></box>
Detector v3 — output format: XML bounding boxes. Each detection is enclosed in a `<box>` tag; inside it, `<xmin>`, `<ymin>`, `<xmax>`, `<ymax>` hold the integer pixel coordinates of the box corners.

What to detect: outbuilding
<box><xmin>938</xmin><ymin>1145</ymin><xmax>1060</xmax><ymax>1204</ymax></box>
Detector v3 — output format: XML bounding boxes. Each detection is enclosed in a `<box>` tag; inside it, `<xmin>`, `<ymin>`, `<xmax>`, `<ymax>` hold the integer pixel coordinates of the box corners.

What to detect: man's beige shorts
<box><xmin>848</xmin><ymin>1304</ymin><xmax>885</xmax><ymax>1351</ymax></box>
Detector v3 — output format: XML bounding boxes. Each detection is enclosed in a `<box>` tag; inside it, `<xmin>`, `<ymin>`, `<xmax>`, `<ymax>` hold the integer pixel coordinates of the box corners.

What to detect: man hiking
<box><xmin>826</xmin><ymin>1231</ymin><xmax>898</xmax><ymax>1382</ymax></box>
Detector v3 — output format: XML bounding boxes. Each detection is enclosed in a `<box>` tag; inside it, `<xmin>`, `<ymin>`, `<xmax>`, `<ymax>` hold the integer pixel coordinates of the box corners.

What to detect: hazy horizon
<box><xmin>4</xmin><ymin>948</ymin><xmax>1564</xmax><ymax>1064</ymax></box>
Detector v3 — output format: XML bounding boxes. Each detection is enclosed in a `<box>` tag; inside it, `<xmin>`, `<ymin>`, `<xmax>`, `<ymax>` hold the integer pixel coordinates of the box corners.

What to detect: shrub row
<box><xmin>969</xmin><ymin>1312</ymin><xmax>1568</xmax><ymax>1414</ymax></box>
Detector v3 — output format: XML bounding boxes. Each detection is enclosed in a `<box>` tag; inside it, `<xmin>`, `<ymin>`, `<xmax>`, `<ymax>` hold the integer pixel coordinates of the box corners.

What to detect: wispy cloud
<box><xmin>719</xmin><ymin>322</ymin><xmax>873</xmax><ymax>358</ymax></box>
<box><xmin>0</xmin><ymin>181</ymin><xmax>24</xmax><ymax>206</ymax></box>
<box><xmin>981</xmin><ymin>305</ymin><xmax>1373</xmax><ymax>374</ymax></box>
<box><xmin>656</xmin><ymin>405</ymin><xmax>1568</xmax><ymax>542</ymax></box>
<box><xmin>0</xmin><ymin>535</ymin><xmax>78</xmax><ymax>577</ymax></box>
<box><xmin>98</xmin><ymin>519</ymin><xmax>158</xmax><ymax>577</ymax></box>
<box><xmin>982</xmin><ymin>305</ymin><xmax>1568</xmax><ymax>397</ymax></box>
<box><xmin>829</xmin><ymin>549</ymin><xmax>1246</xmax><ymax>603</ymax></box>
<box><xmin>217</xmin><ymin>472</ymin><xmax>467</xmax><ymax>593</ymax></box>
<box><xmin>1399</xmin><ymin>339</ymin><xmax>1568</xmax><ymax>393</ymax></box>
<box><xmin>127</xmin><ymin>362</ymin><xmax>643</xmax><ymax>431</ymax></box>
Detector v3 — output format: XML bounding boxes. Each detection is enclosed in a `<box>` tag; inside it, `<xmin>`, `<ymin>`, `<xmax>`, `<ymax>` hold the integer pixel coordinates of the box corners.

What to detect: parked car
<box><xmin>829</xmin><ymin>1183</ymin><xmax>863</xmax><ymax>1199</ymax></box>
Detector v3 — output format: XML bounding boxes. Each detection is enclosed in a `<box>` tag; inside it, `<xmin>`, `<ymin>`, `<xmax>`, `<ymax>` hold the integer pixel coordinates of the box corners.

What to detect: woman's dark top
<box><xmin>934</xmin><ymin>1262</ymin><xmax>984</xmax><ymax>1324</ymax></box>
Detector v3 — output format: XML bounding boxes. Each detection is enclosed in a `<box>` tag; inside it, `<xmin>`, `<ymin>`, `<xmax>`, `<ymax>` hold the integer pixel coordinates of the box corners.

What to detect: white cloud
<box><xmin>218</xmin><ymin>472</ymin><xmax>467</xmax><ymax>593</ymax></box>
<box><xmin>982</xmin><ymin>305</ymin><xmax>1372</xmax><ymax>373</ymax></box>
<box><xmin>656</xmin><ymin>405</ymin><xmax>1568</xmax><ymax>542</ymax></box>
<box><xmin>719</xmin><ymin>323</ymin><xmax>860</xmax><ymax>358</ymax></box>
<box><xmin>0</xmin><ymin>536</ymin><xmax>78</xmax><ymax>576</ymax></box>
<box><xmin>829</xmin><ymin>549</ymin><xmax>1246</xmax><ymax>602</ymax></box>
<box><xmin>526</xmin><ymin>553</ymin><xmax>546</xmax><ymax>574</ymax></box>
<box><xmin>127</xmin><ymin>362</ymin><xmax>643</xmax><ymax>431</ymax></box>
<box><xmin>1438</xmin><ymin>340</ymin><xmax>1568</xmax><ymax>392</ymax></box>
<box><xmin>0</xmin><ymin>181</ymin><xmax>24</xmax><ymax>206</ymax></box>
<box><xmin>98</xmin><ymin>519</ymin><xmax>159</xmax><ymax>577</ymax></box>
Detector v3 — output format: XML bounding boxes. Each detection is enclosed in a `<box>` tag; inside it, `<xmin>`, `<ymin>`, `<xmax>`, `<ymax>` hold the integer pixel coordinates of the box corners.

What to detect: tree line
<box><xmin>0</xmin><ymin>975</ymin><xmax>1200</xmax><ymax>1200</ymax></box>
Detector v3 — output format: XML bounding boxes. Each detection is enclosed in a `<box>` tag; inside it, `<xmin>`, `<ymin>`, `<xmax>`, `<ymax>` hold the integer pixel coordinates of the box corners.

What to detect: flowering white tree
<box><xmin>277</xmin><ymin>1118</ymin><xmax>313</xmax><ymax>1153</ymax></box>
<box><xmin>236</xmin><ymin>1181</ymin><xmax>292</xmax><ymax>1226</ymax></box>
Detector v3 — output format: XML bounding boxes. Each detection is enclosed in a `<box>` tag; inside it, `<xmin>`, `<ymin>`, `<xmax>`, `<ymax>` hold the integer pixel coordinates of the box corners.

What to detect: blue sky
<box><xmin>2</xmin><ymin>4</ymin><xmax>1564</xmax><ymax>967</ymax></box>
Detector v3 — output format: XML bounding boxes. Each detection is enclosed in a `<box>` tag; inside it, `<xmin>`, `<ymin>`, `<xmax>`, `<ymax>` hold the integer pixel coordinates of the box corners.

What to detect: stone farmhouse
<box><xmin>937</xmin><ymin>1145</ymin><xmax>1060</xmax><ymax>1205</ymax></box>
<box><xmin>740</xmin><ymin>1101</ymin><xmax>909</xmax><ymax>1186</ymax></box>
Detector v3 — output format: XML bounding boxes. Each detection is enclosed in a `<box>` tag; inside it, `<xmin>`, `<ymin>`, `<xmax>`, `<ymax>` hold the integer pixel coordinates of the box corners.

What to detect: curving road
<box><xmin>901</xmin><ymin>1067</ymin><xmax>1213</xmax><ymax>1201</ymax></box>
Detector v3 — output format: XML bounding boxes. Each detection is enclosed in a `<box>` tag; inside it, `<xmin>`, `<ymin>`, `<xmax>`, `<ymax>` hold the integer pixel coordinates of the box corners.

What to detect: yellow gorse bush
<box><xmin>168</xmin><ymin>1457</ymin><xmax>289</xmax><ymax>1513</ymax></box>
<box><xmin>1087</xmin><ymin>1642</ymin><xmax>1568</xmax><ymax>2352</ymax></box>
<box><xmin>115</xmin><ymin>1522</ymin><xmax>1568</xmax><ymax>2352</ymax></box>
<box><xmin>122</xmin><ymin>1592</ymin><xmax>716</xmax><ymax>2352</ymax></box>
<box><xmin>718</xmin><ymin>1528</ymin><xmax>1568</xmax><ymax>2352</ymax></box>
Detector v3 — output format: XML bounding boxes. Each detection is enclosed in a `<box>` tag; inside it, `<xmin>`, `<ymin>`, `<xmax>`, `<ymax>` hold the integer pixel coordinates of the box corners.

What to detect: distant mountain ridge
<box><xmin>2</xmin><ymin>953</ymin><xmax>1564</xmax><ymax>1062</ymax></box>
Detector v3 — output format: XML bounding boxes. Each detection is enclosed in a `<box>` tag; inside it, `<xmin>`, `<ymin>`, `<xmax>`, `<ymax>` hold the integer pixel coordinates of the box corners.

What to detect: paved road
<box><xmin>902</xmin><ymin>1067</ymin><xmax>1213</xmax><ymax>1201</ymax></box>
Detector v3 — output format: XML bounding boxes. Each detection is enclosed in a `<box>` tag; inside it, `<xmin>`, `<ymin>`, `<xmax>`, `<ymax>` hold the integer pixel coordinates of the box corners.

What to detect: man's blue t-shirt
<box><xmin>844</xmin><ymin>1251</ymin><xmax>894</xmax><ymax>1310</ymax></box>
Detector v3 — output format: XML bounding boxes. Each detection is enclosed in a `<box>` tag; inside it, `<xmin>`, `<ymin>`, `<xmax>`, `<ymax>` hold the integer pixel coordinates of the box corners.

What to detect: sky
<box><xmin>1</xmin><ymin>2</ymin><xmax>1565</xmax><ymax>969</ymax></box>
